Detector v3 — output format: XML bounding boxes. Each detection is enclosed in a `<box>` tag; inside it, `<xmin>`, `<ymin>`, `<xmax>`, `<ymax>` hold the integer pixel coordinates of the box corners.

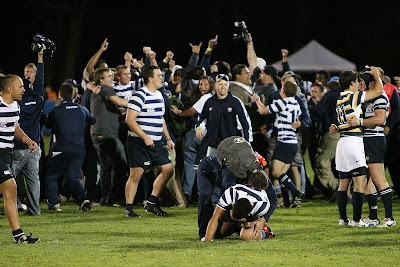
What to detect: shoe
<box><xmin>349</xmin><ymin>218</ymin><xmax>376</xmax><ymax>227</ymax></box>
<box><xmin>125</xmin><ymin>210</ymin><xmax>141</xmax><ymax>218</ymax></box>
<box><xmin>18</xmin><ymin>204</ymin><xmax>27</xmax><ymax>211</ymax></box>
<box><xmin>263</xmin><ymin>224</ymin><xmax>275</xmax><ymax>239</ymax></box>
<box><xmin>339</xmin><ymin>218</ymin><xmax>350</xmax><ymax>226</ymax></box>
<box><xmin>14</xmin><ymin>233</ymin><xmax>40</xmax><ymax>244</ymax></box>
<box><xmin>59</xmin><ymin>194</ymin><xmax>68</xmax><ymax>203</ymax></box>
<box><xmin>277</xmin><ymin>202</ymin><xmax>288</xmax><ymax>208</ymax></box>
<box><xmin>78</xmin><ymin>200</ymin><xmax>91</xmax><ymax>212</ymax></box>
<box><xmin>47</xmin><ymin>200</ymin><xmax>62</xmax><ymax>212</ymax></box>
<box><xmin>376</xmin><ymin>218</ymin><xmax>396</xmax><ymax>228</ymax></box>
<box><xmin>144</xmin><ymin>201</ymin><xmax>167</xmax><ymax>216</ymax></box>
<box><xmin>289</xmin><ymin>197</ymin><xmax>302</xmax><ymax>208</ymax></box>
<box><xmin>364</xmin><ymin>216</ymin><xmax>380</xmax><ymax>226</ymax></box>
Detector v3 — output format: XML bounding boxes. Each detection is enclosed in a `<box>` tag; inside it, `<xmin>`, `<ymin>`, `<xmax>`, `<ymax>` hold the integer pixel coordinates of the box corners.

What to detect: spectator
<box><xmin>12</xmin><ymin>46</ymin><xmax>45</xmax><ymax>216</ymax></box>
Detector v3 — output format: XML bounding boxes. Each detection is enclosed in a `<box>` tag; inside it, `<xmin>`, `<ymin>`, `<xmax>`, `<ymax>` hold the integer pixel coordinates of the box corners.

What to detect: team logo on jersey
<box><xmin>4</xmin><ymin>170</ymin><xmax>11</xmax><ymax>175</ymax></box>
<box><xmin>147</xmin><ymin>108</ymin><xmax>155</xmax><ymax>113</ymax></box>
<box><xmin>144</xmin><ymin>161</ymin><xmax>151</xmax><ymax>166</ymax></box>
<box><xmin>209</xmin><ymin>107</ymin><xmax>213</xmax><ymax>111</ymax></box>
<box><xmin>233</xmin><ymin>137</ymin><xmax>246</xmax><ymax>143</ymax></box>
<box><xmin>227</xmin><ymin>107</ymin><xmax>232</xmax><ymax>112</ymax></box>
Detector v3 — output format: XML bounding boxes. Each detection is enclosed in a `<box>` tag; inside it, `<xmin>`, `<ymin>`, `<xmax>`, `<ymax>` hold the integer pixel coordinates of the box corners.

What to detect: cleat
<box><xmin>47</xmin><ymin>200</ymin><xmax>62</xmax><ymax>212</ymax></box>
<box><xmin>349</xmin><ymin>218</ymin><xmax>376</xmax><ymax>227</ymax></box>
<box><xmin>289</xmin><ymin>197</ymin><xmax>302</xmax><ymax>208</ymax></box>
<box><xmin>144</xmin><ymin>201</ymin><xmax>167</xmax><ymax>216</ymax></box>
<box><xmin>125</xmin><ymin>210</ymin><xmax>141</xmax><ymax>218</ymax></box>
<box><xmin>376</xmin><ymin>218</ymin><xmax>396</xmax><ymax>228</ymax></box>
<box><xmin>339</xmin><ymin>218</ymin><xmax>350</xmax><ymax>226</ymax></box>
<box><xmin>78</xmin><ymin>200</ymin><xmax>91</xmax><ymax>212</ymax></box>
<box><xmin>263</xmin><ymin>224</ymin><xmax>275</xmax><ymax>239</ymax></box>
<box><xmin>364</xmin><ymin>216</ymin><xmax>380</xmax><ymax>226</ymax></box>
<box><xmin>15</xmin><ymin>233</ymin><xmax>40</xmax><ymax>244</ymax></box>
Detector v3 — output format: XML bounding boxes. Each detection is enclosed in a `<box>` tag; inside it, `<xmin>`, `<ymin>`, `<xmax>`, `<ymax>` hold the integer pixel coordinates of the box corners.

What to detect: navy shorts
<box><xmin>338</xmin><ymin>166</ymin><xmax>368</xmax><ymax>179</ymax></box>
<box><xmin>126</xmin><ymin>136</ymin><xmax>171</xmax><ymax>168</ymax></box>
<box><xmin>0</xmin><ymin>149</ymin><xmax>14</xmax><ymax>184</ymax></box>
<box><xmin>364</xmin><ymin>136</ymin><xmax>386</xmax><ymax>164</ymax></box>
<box><xmin>272</xmin><ymin>141</ymin><xmax>297</xmax><ymax>164</ymax></box>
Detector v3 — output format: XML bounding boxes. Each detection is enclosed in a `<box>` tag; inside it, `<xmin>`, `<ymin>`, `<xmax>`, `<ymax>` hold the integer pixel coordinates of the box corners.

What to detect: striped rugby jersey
<box><xmin>267</xmin><ymin>97</ymin><xmax>301</xmax><ymax>144</ymax></box>
<box><xmin>113</xmin><ymin>78</ymin><xmax>144</xmax><ymax>100</ymax></box>
<box><xmin>0</xmin><ymin>96</ymin><xmax>19</xmax><ymax>149</ymax></box>
<box><xmin>362</xmin><ymin>92</ymin><xmax>389</xmax><ymax>138</ymax></box>
<box><xmin>217</xmin><ymin>184</ymin><xmax>271</xmax><ymax>219</ymax></box>
<box><xmin>127</xmin><ymin>86</ymin><xmax>165</xmax><ymax>141</ymax></box>
<box><xmin>336</xmin><ymin>91</ymin><xmax>365</xmax><ymax>137</ymax></box>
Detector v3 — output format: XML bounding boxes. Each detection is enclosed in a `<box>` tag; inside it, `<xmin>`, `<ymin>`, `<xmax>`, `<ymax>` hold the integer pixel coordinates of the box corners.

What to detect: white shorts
<box><xmin>335</xmin><ymin>136</ymin><xmax>367</xmax><ymax>172</ymax></box>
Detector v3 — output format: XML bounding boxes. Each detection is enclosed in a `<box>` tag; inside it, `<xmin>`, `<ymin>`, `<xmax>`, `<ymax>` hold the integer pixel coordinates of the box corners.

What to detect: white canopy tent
<box><xmin>272</xmin><ymin>40</ymin><xmax>357</xmax><ymax>72</ymax></box>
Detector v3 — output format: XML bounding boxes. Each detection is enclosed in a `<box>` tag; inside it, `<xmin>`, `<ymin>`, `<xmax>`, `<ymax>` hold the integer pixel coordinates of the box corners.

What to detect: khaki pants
<box><xmin>164</xmin><ymin>149</ymin><xmax>187</xmax><ymax>207</ymax></box>
<box><xmin>314</xmin><ymin>132</ymin><xmax>339</xmax><ymax>191</ymax></box>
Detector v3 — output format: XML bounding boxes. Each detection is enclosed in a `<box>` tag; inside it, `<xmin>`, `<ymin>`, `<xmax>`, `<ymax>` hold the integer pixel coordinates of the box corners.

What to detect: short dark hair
<box><xmin>316</xmin><ymin>70</ymin><xmax>330</xmax><ymax>80</ymax></box>
<box><xmin>141</xmin><ymin>66</ymin><xmax>160</xmax><ymax>84</ymax></box>
<box><xmin>190</xmin><ymin>66</ymin><xmax>205</xmax><ymax>80</ymax></box>
<box><xmin>247</xmin><ymin>170</ymin><xmax>269</xmax><ymax>190</ymax></box>
<box><xmin>232</xmin><ymin>64</ymin><xmax>247</xmax><ymax>81</ymax></box>
<box><xmin>0</xmin><ymin>74</ymin><xmax>18</xmax><ymax>93</ymax></box>
<box><xmin>232</xmin><ymin>198</ymin><xmax>253</xmax><ymax>220</ymax></box>
<box><xmin>311</xmin><ymin>82</ymin><xmax>324</xmax><ymax>93</ymax></box>
<box><xmin>173</xmin><ymin>68</ymin><xmax>185</xmax><ymax>79</ymax></box>
<box><xmin>283</xmin><ymin>80</ymin><xmax>298</xmax><ymax>97</ymax></box>
<box><xmin>94</xmin><ymin>59</ymin><xmax>107</xmax><ymax>70</ymax></box>
<box><xmin>115</xmin><ymin>65</ymin><xmax>129</xmax><ymax>76</ymax></box>
<box><xmin>93</xmin><ymin>67</ymin><xmax>111</xmax><ymax>85</ymax></box>
<box><xmin>215</xmin><ymin>61</ymin><xmax>231</xmax><ymax>78</ymax></box>
<box><xmin>339</xmin><ymin>70</ymin><xmax>358</xmax><ymax>90</ymax></box>
<box><xmin>59</xmin><ymin>83</ymin><xmax>74</xmax><ymax>100</ymax></box>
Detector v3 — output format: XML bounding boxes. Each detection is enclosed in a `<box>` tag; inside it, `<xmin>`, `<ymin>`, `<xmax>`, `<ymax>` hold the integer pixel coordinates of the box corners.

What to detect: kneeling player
<box><xmin>203</xmin><ymin>170</ymin><xmax>277</xmax><ymax>242</ymax></box>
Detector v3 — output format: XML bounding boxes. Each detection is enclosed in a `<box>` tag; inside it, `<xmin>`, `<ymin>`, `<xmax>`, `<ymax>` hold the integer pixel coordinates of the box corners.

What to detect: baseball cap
<box><xmin>328</xmin><ymin>76</ymin><xmax>339</xmax><ymax>83</ymax></box>
<box><xmin>65</xmin><ymin>79</ymin><xmax>80</xmax><ymax>87</ymax></box>
<box><xmin>215</xmin><ymin>74</ymin><xmax>229</xmax><ymax>82</ymax></box>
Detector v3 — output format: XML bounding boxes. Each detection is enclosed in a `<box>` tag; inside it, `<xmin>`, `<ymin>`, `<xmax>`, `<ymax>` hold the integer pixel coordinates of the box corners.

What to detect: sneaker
<box><xmin>339</xmin><ymin>218</ymin><xmax>350</xmax><ymax>226</ymax></box>
<box><xmin>277</xmin><ymin>202</ymin><xmax>288</xmax><ymax>208</ymax></box>
<box><xmin>349</xmin><ymin>218</ymin><xmax>376</xmax><ymax>227</ymax></box>
<box><xmin>289</xmin><ymin>197</ymin><xmax>302</xmax><ymax>208</ymax></box>
<box><xmin>14</xmin><ymin>233</ymin><xmax>40</xmax><ymax>244</ymax></box>
<box><xmin>125</xmin><ymin>210</ymin><xmax>141</xmax><ymax>218</ymax></box>
<box><xmin>376</xmin><ymin>218</ymin><xmax>396</xmax><ymax>228</ymax></box>
<box><xmin>263</xmin><ymin>224</ymin><xmax>275</xmax><ymax>239</ymax></box>
<box><xmin>364</xmin><ymin>216</ymin><xmax>380</xmax><ymax>226</ymax></box>
<box><xmin>47</xmin><ymin>200</ymin><xmax>62</xmax><ymax>212</ymax></box>
<box><xmin>144</xmin><ymin>201</ymin><xmax>167</xmax><ymax>216</ymax></box>
<box><xmin>78</xmin><ymin>200</ymin><xmax>91</xmax><ymax>212</ymax></box>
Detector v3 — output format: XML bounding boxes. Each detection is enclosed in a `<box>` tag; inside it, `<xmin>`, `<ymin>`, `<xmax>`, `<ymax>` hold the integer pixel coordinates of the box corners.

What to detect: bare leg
<box><xmin>125</xmin><ymin>167</ymin><xmax>145</xmax><ymax>204</ymax></box>
<box><xmin>0</xmin><ymin>179</ymin><xmax>21</xmax><ymax>231</ymax></box>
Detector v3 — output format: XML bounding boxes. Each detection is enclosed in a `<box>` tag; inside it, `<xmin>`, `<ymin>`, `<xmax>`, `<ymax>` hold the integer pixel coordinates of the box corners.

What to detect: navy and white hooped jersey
<box><xmin>267</xmin><ymin>97</ymin><xmax>301</xmax><ymax>144</ymax></box>
<box><xmin>363</xmin><ymin>92</ymin><xmax>389</xmax><ymax>138</ymax></box>
<box><xmin>127</xmin><ymin>86</ymin><xmax>165</xmax><ymax>141</ymax></box>
<box><xmin>217</xmin><ymin>184</ymin><xmax>271</xmax><ymax>219</ymax></box>
<box><xmin>336</xmin><ymin>91</ymin><xmax>365</xmax><ymax>137</ymax></box>
<box><xmin>114</xmin><ymin>78</ymin><xmax>144</xmax><ymax>100</ymax></box>
<box><xmin>0</xmin><ymin>96</ymin><xmax>19</xmax><ymax>149</ymax></box>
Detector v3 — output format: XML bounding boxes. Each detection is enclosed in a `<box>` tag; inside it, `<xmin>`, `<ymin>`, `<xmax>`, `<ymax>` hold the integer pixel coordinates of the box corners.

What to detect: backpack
<box><xmin>167</xmin><ymin>95</ymin><xmax>194</xmax><ymax>137</ymax></box>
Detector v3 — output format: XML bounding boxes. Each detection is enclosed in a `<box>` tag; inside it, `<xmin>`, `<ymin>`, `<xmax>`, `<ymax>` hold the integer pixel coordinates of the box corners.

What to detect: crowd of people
<box><xmin>0</xmin><ymin>32</ymin><xmax>399</xmax><ymax>243</ymax></box>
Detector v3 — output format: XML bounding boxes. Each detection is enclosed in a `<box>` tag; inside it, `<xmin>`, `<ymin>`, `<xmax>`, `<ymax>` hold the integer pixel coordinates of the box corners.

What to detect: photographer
<box><xmin>11</xmin><ymin>45</ymin><xmax>46</xmax><ymax>216</ymax></box>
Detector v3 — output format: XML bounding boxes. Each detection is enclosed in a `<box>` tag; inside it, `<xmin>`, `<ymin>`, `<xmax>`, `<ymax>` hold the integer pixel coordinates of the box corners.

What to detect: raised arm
<box><xmin>364</xmin><ymin>66</ymin><xmax>383</xmax><ymax>102</ymax></box>
<box><xmin>86</xmin><ymin>38</ymin><xmax>109</xmax><ymax>74</ymax></box>
<box><xmin>247</xmin><ymin>33</ymin><xmax>258</xmax><ymax>73</ymax></box>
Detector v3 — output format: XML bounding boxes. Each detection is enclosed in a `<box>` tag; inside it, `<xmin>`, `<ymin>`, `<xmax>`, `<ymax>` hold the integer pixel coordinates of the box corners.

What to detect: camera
<box><xmin>31</xmin><ymin>33</ymin><xmax>56</xmax><ymax>58</ymax></box>
<box><xmin>233</xmin><ymin>21</ymin><xmax>250</xmax><ymax>44</ymax></box>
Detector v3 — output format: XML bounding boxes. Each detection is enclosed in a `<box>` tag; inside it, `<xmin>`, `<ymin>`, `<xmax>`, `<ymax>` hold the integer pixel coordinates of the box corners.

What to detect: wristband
<box><xmin>358</xmin><ymin>118</ymin><xmax>363</xmax><ymax>126</ymax></box>
<box><xmin>207</xmin><ymin>47</ymin><xmax>213</xmax><ymax>52</ymax></box>
<box><xmin>196</xmin><ymin>125</ymin><xmax>203</xmax><ymax>130</ymax></box>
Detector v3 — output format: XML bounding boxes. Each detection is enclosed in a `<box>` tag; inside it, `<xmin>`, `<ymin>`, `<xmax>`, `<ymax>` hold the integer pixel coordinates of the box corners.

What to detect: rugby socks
<box><xmin>125</xmin><ymin>203</ymin><xmax>134</xmax><ymax>212</ymax></box>
<box><xmin>337</xmin><ymin>191</ymin><xmax>348</xmax><ymax>220</ymax></box>
<box><xmin>279</xmin><ymin>174</ymin><xmax>301</xmax><ymax>197</ymax></box>
<box><xmin>352</xmin><ymin>191</ymin><xmax>365</xmax><ymax>222</ymax></box>
<box><xmin>365</xmin><ymin>193</ymin><xmax>378</xmax><ymax>220</ymax></box>
<box><xmin>379</xmin><ymin>187</ymin><xmax>394</xmax><ymax>220</ymax></box>
<box><xmin>12</xmin><ymin>228</ymin><xmax>24</xmax><ymax>243</ymax></box>
<box><xmin>147</xmin><ymin>195</ymin><xmax>159</xmax><ymax>205</ymax></box>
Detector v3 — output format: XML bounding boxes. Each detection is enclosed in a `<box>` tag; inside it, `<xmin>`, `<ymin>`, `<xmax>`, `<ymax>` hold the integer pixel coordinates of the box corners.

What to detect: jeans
<box><xmin>46</xmin><ymin>149</ymin><xmax>88</xmax><ymax>206</ymax></box>
<box><xmin>12</xmin><ymin>147</ymin><xmax>42</xmax><ymax>215</ymax></box>
<box><xmin>91</xmin><ymin>133</ymin><xmax>128</xmax><ymax>204</ymax></box>
<box><xmin>182</xmin><ymin>129</ymin><xmax>201</xmax><ymax>197</ymax></box>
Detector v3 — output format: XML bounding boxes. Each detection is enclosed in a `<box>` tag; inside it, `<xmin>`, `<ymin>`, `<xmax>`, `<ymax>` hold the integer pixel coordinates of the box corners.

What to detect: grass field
<box><xmin>1</xmin><ymin>134</ymin><xmax>399</xmax><ymax>266</ymax></box>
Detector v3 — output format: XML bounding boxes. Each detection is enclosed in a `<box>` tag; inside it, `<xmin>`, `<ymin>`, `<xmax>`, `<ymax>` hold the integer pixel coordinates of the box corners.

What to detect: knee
<box><xmin>2</xmin><ymin>179</ymin><xmax>17</xmax><ymax>199</ymax></box>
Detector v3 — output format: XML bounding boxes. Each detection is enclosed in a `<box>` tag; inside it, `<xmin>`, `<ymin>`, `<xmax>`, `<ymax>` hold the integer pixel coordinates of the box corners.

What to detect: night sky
<box><xmin>1</xmin><ymin>0</ymin><xmax>399</xmax><ymax>89</ymax></box>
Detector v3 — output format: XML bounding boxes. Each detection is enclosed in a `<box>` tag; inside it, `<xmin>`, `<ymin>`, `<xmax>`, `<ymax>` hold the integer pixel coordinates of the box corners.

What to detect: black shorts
<box><xmin>0</xmin><ymin>149</ymin><xmax>14</xmax><ymax>184</ymax></box>
<box><xmin>126</xmin><ymin>136</ymin><xmax>171</xmax><ymax>168</ymax></box>
<box><xmin>272</xmin><ymin>141</ymin><xmax>297</xmax><ymax>164</ymax></box>
<box><xmin>364</xmin><ymin>136</ymin><xmax>386</xmax><ymax>164</ymax></box>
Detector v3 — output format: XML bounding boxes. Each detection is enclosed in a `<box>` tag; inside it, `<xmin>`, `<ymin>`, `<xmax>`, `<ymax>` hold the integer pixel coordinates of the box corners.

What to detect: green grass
<box><xmin>1</xmin><ymin>197</ymin><xmax>399</xmax><ymax>266</ymax></box>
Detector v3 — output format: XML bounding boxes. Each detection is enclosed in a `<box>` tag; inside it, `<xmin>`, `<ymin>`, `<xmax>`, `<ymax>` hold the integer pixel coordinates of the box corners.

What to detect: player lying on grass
<box><xmin>203</xmin><ymin>170</ymin><xmax>277</xmax><ymax>242</ymax></box>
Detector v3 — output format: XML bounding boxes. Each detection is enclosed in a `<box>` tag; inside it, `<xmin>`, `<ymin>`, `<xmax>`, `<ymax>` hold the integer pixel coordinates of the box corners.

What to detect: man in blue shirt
<box><xmin>45</xmin><ymin>83</ymin><xmax>96</xmax><ymax>211</ymax></box>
